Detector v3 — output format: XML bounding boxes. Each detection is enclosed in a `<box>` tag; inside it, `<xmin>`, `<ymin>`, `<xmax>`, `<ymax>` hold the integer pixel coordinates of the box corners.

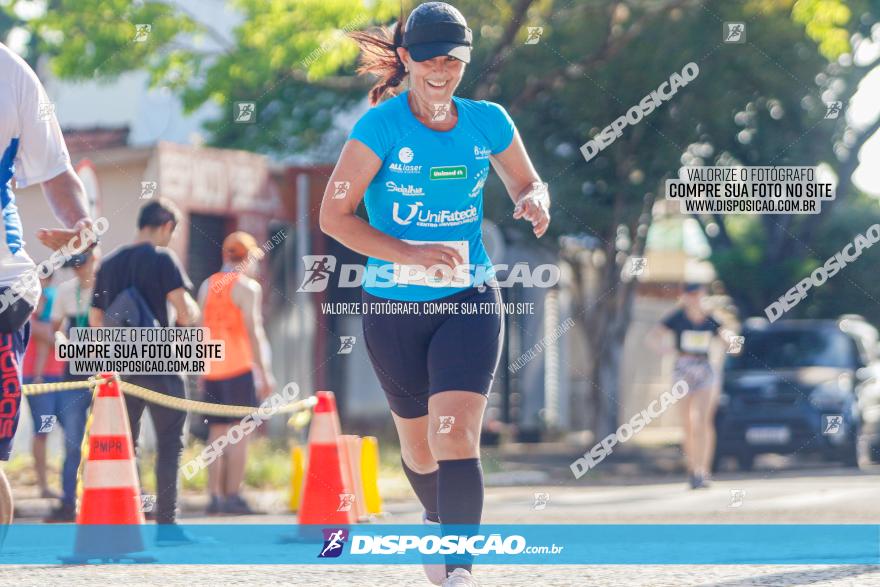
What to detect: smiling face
<box><xmin>397</xmin><ymin>48</ymin><xmax>465</xmax><ymax>106</ymax></box>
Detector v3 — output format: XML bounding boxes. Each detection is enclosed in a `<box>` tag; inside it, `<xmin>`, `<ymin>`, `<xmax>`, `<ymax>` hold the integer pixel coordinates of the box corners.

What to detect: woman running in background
<box><xmin>651</xmin><ymin>283</ymin><xmax>724</xmax><ymax>489</ymax></box>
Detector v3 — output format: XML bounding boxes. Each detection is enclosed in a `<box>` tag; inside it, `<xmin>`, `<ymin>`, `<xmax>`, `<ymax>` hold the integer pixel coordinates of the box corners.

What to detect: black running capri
<box><xmin>361</xmin><ymin>285</ymin><xmax>504</xmax><ymax>419</ymax></box>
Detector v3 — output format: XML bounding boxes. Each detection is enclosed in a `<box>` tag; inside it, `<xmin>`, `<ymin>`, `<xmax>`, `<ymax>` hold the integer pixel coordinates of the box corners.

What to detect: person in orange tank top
<box><xmin>198</xmin><ymin>231</ymin><xmax>275</xmax><ymax>515</ymax></box>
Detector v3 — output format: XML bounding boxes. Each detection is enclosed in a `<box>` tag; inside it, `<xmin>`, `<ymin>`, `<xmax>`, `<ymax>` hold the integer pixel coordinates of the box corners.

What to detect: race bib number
<box><xmin>681</xmin><ymin>330</ymin><xmax>712</xmax><ymax>353</ymax></box>
<box><xmin>393</xmin><ymin>240</ymin><xmax>470</xmax><ymax>287</ymax></box>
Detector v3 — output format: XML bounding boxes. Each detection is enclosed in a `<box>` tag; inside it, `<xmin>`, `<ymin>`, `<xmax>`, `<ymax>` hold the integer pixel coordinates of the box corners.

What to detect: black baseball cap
<box><xmin>402</xmin><ymin>2</ymin><xmax>472</xmax><ymax>63</ymax></box>
<box><xmin>683</xmin><ymin>282</ymin><xmax>705</xmax><ymax>293</ymax></box>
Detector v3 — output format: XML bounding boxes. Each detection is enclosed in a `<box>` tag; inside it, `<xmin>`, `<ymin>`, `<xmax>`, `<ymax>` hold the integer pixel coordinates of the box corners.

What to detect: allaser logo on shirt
<box><xmin>430</xmin><ymin>166</ymin><xmax>467</xmax><ymax>180</ymax></box>
<box><xmin>386</xmin><ymin>181</ymin><xmax>424</xmax><ymax>196</ymax></box>
<box><xmin>389</xmin><ymin>163</ymin><xmax>423</xmax><ymax>174</ymax></box>
<box><xmin>392</xmin><ymin>202</ymin><xmax>478</xmax><ymax>227</ymax></box>
<box><xmin>389</xmin><ymin>146</ymin><xmax>422</xmax><ymax>174</ymax></box>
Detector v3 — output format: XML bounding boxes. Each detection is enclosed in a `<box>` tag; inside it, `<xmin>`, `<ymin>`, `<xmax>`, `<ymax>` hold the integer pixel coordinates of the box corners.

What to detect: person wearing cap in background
<box><xmin>323</xmin><ymin>3</ymin><xmax>551</xmax><ymax>585</ymax></box>
<box><xmin>197</xmin><ymin>231</ymin><xmax>275</xmax><ymax>516</ymax></box>
<box><xmin>41</xmin><ymin>249</ymin><xmax>99</xmax><ymax>522</ymax></box>
<box><xmin>649</xmin><ymin>283</ymin><xmax>726</xmax><ymax>489</ymax></box>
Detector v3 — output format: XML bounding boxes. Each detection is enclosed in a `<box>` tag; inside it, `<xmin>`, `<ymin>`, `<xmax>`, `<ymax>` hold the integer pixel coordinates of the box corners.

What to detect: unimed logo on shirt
<box><xmin>430</xmin><ymin>166</ymin><xmax>467</xmax><ymax>180</ymax></box>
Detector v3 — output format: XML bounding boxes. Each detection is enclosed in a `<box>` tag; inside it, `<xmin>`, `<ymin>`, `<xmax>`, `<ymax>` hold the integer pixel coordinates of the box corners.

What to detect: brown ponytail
<box><xmin>349</xmin><ymin>18</ymin><xmax>407</xmax><ymax>106</ymax></box>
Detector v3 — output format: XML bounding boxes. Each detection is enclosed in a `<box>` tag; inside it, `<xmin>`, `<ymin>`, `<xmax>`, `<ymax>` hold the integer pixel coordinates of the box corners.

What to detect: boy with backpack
<box><xmin>90</xmin><ymin>199</ymin><xmax>199</xmax><ymax>545</ymax></box>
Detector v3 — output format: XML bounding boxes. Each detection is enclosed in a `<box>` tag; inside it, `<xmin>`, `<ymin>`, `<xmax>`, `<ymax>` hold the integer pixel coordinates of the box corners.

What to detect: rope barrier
<box><xmin>20</xmin><ymin>379</ymin><xmax>99</xmax><ymax>395</ymax></box>
<box><xmin>118</xmin><ymin>380</ymin><xmax>318</xmax><ymax>418</ymax></box>
<box><xmin>21</xmin><ymin>375</ymin><xmax>318</xmax><ymax>418</ymax></box>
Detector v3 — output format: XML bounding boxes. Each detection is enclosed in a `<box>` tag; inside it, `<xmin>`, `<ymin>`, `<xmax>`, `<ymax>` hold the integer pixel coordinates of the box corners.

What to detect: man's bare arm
<box><xmin>167</xmin><ymin>287</ymin><xmax>200</xmax><ymax>326</ymax></box>
<box><xmin>195</xmin><ymin>281</ymin><xmax>209</xmax><ymax>327</ymax></box>
<box><xmin>37</xmin><ymin>169</ymin><xmax>92</xmax><ymax>250</ymax></box>
<box><xmin>237</xmin><ymin>280</ymin><xmax>274</xmax><ymax>397</ymax></box>
<box><xmin>40</xmin><ymin>169</ymin><xmax>90</xmax><ymax>226</ymax></box>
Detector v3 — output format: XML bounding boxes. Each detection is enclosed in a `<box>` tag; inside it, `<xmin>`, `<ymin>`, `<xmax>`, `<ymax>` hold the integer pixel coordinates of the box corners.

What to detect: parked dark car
<box><xmin>714</xmin><ymin>316</ymin><xmax>880</xmax><ymax>470</ymax></box>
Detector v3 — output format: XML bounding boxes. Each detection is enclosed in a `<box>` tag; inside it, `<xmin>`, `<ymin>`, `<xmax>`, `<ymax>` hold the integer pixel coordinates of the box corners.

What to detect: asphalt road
<box><xmin>2</xmin><ymin>563</ymin><xmax>879</xmax><ymax>586</ymax></box>
<box><xmin>2</xmin><ymin>465</ymin><xmax>878</xmax><ymax>586</ymax></box>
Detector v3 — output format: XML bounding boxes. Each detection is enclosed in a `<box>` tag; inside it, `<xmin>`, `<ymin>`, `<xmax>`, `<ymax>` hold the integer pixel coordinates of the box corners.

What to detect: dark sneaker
<box><xmin>155</xmin><ymin>523</ymin><xmax>197</xmax><ymax>547</ymax></box>
<box><xmin>689</xmin><ymin>473</ymin><xmax>710</xmax><ymax>489</ymax></box>
<box><xmin>222</xmin><ymin>494</ymin><xmax>259</xmax><ymax>516</ymax></box>
<box><xmin>43</xmin><ymin>503</ymin><xmax>76</xmax><ymax>523</ymax></box>
<box><xmin>40</xmin><ymin>488</ymin><xmax>61</xmax><ymax>500</ymax></box>
<box><xmin>206</xmin><ymin>495</ymin><xmax>223</xmax><ymax>515</ymax></box>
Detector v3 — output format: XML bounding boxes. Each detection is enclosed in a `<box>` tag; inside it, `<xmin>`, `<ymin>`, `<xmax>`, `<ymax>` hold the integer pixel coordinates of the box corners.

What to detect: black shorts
<box><xmin>362</xmin><ymin>286</ymin><xmax>504</xmax><ymax>419</ymax></box>
<box><xmin>203</xmin><ymin>370</ymin><xmax>257</xmax><ymax>425</ymax></box>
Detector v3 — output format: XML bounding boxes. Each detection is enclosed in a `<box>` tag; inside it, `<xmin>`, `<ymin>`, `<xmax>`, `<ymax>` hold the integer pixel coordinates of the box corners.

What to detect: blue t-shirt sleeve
<box><xmin>348</xmin><ymin>106</ymin><xmax>393</xmax><ymax>161</ymax></box>
<box><xmin>661</xmin><ymin>310</ymin><xmax>681</xmax><ymax>332</ymax></box>
<box><xmin>483</xmin><ymin>101</ymin><xmax>516</xmax><ymax>154</ymax></box>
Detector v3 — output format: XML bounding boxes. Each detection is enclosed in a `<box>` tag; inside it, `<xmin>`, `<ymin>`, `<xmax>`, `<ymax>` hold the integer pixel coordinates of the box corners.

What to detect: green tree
<box><xmin>29</xmin><ymin>0</ymin><xmax>880</xmax><ymax>437</ymax></box>
<box><xmin>689</xmin><ymin>0</ymin><xmax>880</xmax><ymax>320</ymax></box>
<box><xmin>2</xmin><ymin>0</ymin><xmax>63</xmax><ymax>68</ymax></box>
<box><xmin>467</xmin><ymin>0</ymin><xmax>878</xmax><ymax>434</ymax></box>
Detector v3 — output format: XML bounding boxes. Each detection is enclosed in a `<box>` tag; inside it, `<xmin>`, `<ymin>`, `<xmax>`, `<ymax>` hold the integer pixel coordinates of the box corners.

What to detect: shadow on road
<box><xmin>697</xmin><ymin>565</ymin><xmax>880</xmax><ymax>587</ymax></box>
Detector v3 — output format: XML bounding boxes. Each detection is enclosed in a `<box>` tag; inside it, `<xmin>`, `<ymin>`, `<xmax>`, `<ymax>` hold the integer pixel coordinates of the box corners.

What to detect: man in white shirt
<box><xmin>0</xmin><ymin>41</ymin><xmax>93</xmax><ymax>536</ymax></box>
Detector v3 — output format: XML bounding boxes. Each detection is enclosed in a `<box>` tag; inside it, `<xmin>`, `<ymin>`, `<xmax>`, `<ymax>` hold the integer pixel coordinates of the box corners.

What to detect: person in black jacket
<box><xmin>90</xmin><ymin>199</ymin><xmax>199</xmax><ymax>545</ymax></box>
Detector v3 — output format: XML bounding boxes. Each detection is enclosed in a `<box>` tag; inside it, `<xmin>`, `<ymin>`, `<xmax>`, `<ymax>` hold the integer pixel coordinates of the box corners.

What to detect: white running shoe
<box><xmin>422</xmin><ymin>512</ymin><xmax>447</xmax><ymax>585</ymax></box>
<box><xmin>442</xmin><ymin>568</ymin><xmax>479</xmax><ymax>586</ymax></box>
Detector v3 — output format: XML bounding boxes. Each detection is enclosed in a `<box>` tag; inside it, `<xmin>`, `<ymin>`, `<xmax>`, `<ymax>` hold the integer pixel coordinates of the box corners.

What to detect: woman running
<box><xmin>320</xmin><ymin>3</ymin><xmax>550</xmax><ymax>585</ymax></box>
<box><xmin>650</xmin><ymin>283</ymin><xmax>724</xmax><ymax>489</ymax></box>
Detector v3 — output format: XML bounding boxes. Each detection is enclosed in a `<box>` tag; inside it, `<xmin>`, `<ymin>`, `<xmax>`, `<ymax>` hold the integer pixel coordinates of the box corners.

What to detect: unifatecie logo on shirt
<box><xmin>430</xmin><ymin>165</ymin><xmax>467</xmax><ymax>180</ymax></box>
<box><xmin>392</xmin><ymin>202</ymin><xmax>478</xmax><ymax>227</ymax></box>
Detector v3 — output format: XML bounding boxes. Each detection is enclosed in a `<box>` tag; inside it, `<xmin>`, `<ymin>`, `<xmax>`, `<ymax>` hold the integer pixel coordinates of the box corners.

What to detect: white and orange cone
<box><xmin>298</xmin><ymin>391</ymin><xmax>355</xmax><ymax>526</ymax></box>
<box><xmin>62</xmin><ymin>373</ymin><xmax>153</xmax><ymax>562</ymax></box>
<box><xmin>339</xmin><ymin>435</ymin><xmax>367</xmax><ymax>522</ymax></box>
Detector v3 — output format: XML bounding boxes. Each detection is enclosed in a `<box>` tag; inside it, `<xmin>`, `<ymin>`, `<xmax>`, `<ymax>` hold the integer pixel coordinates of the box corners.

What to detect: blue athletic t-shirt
<box><xmin>349</xmin><ymin>90</ymin><xmax>516</xmax><ymax>302</ymax></box>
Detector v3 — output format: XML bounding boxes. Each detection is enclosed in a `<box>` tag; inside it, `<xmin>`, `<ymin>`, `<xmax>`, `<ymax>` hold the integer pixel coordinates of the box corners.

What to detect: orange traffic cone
<box><xmin>62</xmin><ymin>373</ymin><xmax>153</xmax><ymax>563</ymax></box>
<box><xmin>298</xmin><ymin>391</ymin><xmax>355</xmax><ymax>526</ymax></box>
<box><xmin>339</xmin><ymin>435</ymin><xmax>367</xmax><ymax>522</ymax></box>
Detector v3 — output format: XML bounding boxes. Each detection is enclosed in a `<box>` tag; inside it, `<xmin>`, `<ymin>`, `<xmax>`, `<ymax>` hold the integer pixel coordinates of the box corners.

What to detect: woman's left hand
<box><xmin>513</xmin><ymin>187</ymin><xmax>550</xmax><ymax>238</ymax></box>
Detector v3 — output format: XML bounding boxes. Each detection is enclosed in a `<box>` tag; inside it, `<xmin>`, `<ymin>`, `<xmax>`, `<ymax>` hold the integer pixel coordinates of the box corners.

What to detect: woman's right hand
<box><xmin>399</xmin><ymin>242</ymin><xmax>464</xmax><ymax>270</ymax></box>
